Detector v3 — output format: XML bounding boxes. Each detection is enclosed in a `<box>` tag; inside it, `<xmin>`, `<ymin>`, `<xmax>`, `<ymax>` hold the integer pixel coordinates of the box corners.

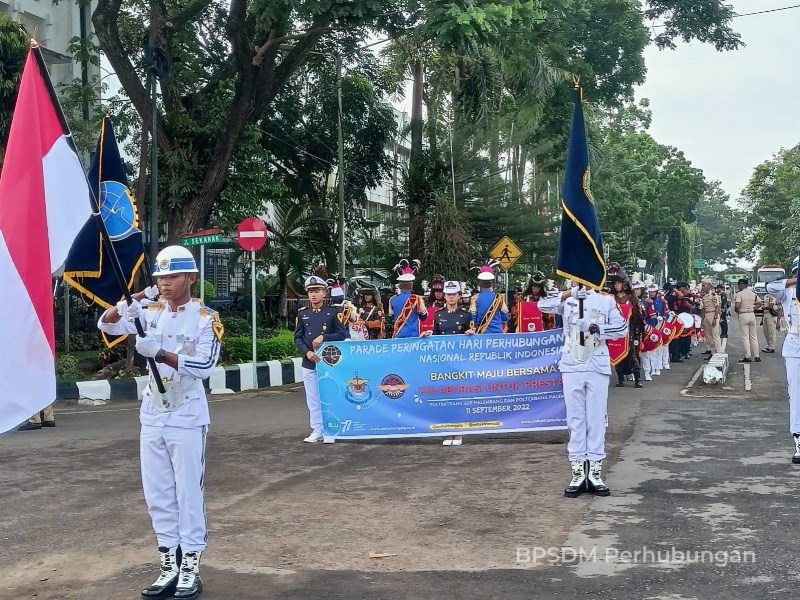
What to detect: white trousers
<box><xmin>641</xmin><ymin>351</ymin><xmax>656</xmax><ymax>379</ymax></box>
<box><xmin>302</xmin><ymin>367</ymin><xmax>323</xmax><ymax>434</ymax></box>
<box><xmin>562</xmin><ymin>372</ymin><xmax>609</xmax><ymax>462</ymax></box>
<box><xmin>660</xmin><ymin>344</ymin><xmax>670</xmax><ymax>369</ymax></box>
<box><xmin>785</xmin><ymin>357</ymin><xmax>800</xmax><ymax>434</ymax></box>
<box><xmin>140</xmin><ymin>424</ymin><xmax>208</xmax><ymax>552</ymax></box>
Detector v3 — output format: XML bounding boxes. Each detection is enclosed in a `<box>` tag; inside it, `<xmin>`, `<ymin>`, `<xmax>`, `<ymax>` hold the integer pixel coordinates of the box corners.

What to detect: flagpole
<box><xmin>31</xmin><ymin>44</ymin><xmax>166</xmax><ymax>395</ymax></box>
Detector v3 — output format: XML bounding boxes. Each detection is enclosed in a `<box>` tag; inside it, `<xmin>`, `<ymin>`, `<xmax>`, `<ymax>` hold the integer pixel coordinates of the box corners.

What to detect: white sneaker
<box><xmin>442</xmin><ymin>437</ymin><xmax>453</xmax><ymax>446</ymax></box>
<box><xmin>451</xmin><ymin>436</ymin><xmax>463</xmax><ymax>446</ymax></box>
<box><xmin>303</xmin><ymin>432</ymin><xmax>324</xmax><ymax>443</ymax></box>
<box><xmin>323</xmin><ymin>437</ymin><xmax>336</xmax><ymax>444</ymax></box>
<box><xmin>653</xmin><ymin>370</ymin><xmax>661</xmax><ymax>376</ymax></box>
<box><xmin>644</xmin><ymin>375</ymin><xmax>652</xmax><ymax>381</ymax></box>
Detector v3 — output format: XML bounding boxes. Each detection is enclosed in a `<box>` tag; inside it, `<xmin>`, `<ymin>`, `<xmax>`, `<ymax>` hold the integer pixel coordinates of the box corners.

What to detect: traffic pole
<box><xmin>200</xmin><ymin>244</ymin><xmax>205</xmax><ymax>304</ymax></box>
<box><xmin>251</xmin><ymin>250</ymin><xmax>257</xmax><ymax>389</ymax></box>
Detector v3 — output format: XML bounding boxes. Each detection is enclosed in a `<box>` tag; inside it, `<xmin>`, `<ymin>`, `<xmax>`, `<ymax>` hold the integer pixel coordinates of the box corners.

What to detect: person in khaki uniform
<box><xmin>762</xmin><ymin>292</ymin><xmax>779</xmax><ymax>353</ymax></box>
<box><xmin>700</xmin><ymin>279</ymin><xmax>721</xmax><ymax>358</ymax></box>
<box><xmin>17</xmin><ymin>404</ymin><xmax>55</xmax><ymax>431</ymax></box>
<box><xmin>735</xmin><ymin>278</ymin><xmax>762</xmax><ymax>363</ymax></box>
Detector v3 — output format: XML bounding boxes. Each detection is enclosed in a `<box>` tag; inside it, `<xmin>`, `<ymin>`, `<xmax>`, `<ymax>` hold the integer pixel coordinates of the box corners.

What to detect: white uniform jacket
<box><xmin>538</xmin><ymin>288</ymin><xmax>628</xmax><ymax>374</ymax></box>
<box><xmin>766</xmin><ymin>280</ymin><xmax>800</xmax><ymax>358</ymax></box>
<box><xmin>98</xmin><ymin>299</ymin><xmax>222</xmax><ymax>427</ymax></box>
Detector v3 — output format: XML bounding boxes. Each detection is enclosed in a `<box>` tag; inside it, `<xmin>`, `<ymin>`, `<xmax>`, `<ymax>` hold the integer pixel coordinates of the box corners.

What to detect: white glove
<box><xmin>135</xmin><ymin>332</ymin><xmax>160</xmax><ymax>358</ymax></box>
<box><xmin>126</xmin><ymin>299</ymin><xmax>153</xmax><ymax>322</ymax></box>
<box><xmin>577</xmin><ymin>318</ymin><xmax>594</xmax><ymax>333</ymax></box>
<box><xmin>143</xmin><ymin>285</ymin><xmax>160</xmax><ymax>300</ymax></box>
<box><xmin>570</xmin><ymin>286</ymin><xmax>583</xmax><ymax>299</ymax></box>
<box><xmin>577</xmin><ymin>288</ymin><xmax>587</xmax><ymax>300</ymax></box>
<box><xmin>656</xmin><ymin>316</ymin><xmax>664</xmax><ymax>325</ymax></box>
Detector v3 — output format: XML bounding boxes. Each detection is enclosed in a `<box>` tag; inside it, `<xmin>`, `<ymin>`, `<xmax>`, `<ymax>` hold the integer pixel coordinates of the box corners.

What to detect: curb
<box><xmin>55</xmin><ymin>358</ymin><xmax>303</xmax><ymax>406</ymax></box>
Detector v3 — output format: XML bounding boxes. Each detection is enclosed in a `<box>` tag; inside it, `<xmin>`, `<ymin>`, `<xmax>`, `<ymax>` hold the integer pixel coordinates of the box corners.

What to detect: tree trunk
<box><xmin>408</xmin><ymin>59</ymin><xmax>425</xmax><ymax>260</ymax></box>
<box><xmin>518</xmin><ymin>146</ymin><xmax>528</xmax><ymax>202</ymax></box>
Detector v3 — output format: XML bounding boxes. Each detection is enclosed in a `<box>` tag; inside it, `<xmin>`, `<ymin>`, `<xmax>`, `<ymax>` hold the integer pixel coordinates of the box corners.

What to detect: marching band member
<box><xmin>766</xmin><ymin>256</ymin><xmax>800</xmax><ymax>462</ymax></box>
<box><xmin>328</xmin><ymin>277</ymin><xmax>357</xmax><ymax>325</ymax></box>
<box><xmin>470</xmin><ymin>259</ymin><xmax>509</xmax><ymax>334</ymax></box>
<box><xmin>389</xmin><ymin>259</ymin><xmax>428</xmax><ymax>338</ymax></box>
<box><xmin>421</xmin><ymin>280</ymin><xmax>475</xmax><ymax>446</ymax></box>
<box><xmin>609</xmin><ymin>265</ymin><xmax>646</xmax><ymax>389</ymax></box>
<box><xmin>295</xmin><ymin>276</ymin><xmax>350</xmax><ymax>443</ymax></box>
<box><xmin>460</xmin><ymin>285</ymin><xmax>472</xmax><ymax>309</ymax></box>
<box><xmin>539</xmin><ymin>284</ymin><xmax>628</xmax><ymax>497</ymax></box>
<box><xmin>356</xmin><ymin>285</ymin><xmax>385</xmax><ymax>340</ymax></box>
<box><xmin>521</xmin><ymin>271</ymin><xmax>556</xmax><ymax>330</ymax></box>
<box><xmin>427</xmin><ymin>274</ymin><xmax>446</xmax><ymax>309</ymax></box>
<box><xmin>97</xmin><ymin>246</ymin><xmax>222</xmax><ymax>600</ymax></box>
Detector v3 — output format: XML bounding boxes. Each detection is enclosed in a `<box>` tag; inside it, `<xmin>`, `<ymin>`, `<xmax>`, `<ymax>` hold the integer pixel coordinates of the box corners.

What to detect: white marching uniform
<box><xmin>766</xmin><ymin>280</ymin><xmax>800</xmax><ymax>434</ymax></box>
<box><xmin>539</xmin><ymin>289</ymin><xmax>628</xmax><ymax>461</ymax></box>
<box><xmin>98</xmin><ymin>299</ymin><xmax>221</xmax><ymax>552</ymax></box>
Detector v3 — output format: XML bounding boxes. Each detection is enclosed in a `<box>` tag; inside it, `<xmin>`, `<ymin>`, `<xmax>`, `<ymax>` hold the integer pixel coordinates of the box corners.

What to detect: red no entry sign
<box><xmin>237</xmin><ymin>217</ymin><xmax>268</xmax><ymax>252</ymax></box>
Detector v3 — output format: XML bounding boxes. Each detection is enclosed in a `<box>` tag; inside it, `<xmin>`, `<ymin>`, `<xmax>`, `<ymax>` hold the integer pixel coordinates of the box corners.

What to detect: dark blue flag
<box><xmin>64</xmin><ymin>117</ymin><xmax>145</xmax><ymax>344</ymax></box>
<box><xmin>556</xmin><ymin>92</ymin><xmax>606</xmax><ymax>290</ymax></box>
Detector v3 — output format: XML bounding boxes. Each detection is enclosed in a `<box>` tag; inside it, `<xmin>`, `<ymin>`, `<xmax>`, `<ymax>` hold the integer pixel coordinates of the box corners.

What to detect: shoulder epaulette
<box><xmin>200</xmin><ymin>306</ymin><xmax>219</xmax><ymax>320</ymax></box>
<box><xmin>147</xmin><ymin>302</ymin><xmax>166</xmax><ymax>310</ymax></box>
<box><xmin>298</xmin><ymin>306</ymin><xmax>308</xmax><ymax>312</ymax></box>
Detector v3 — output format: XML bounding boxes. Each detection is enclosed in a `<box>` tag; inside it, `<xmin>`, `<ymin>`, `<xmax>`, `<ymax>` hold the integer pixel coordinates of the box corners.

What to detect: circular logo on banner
<box><xmin>527</xmin><ymin>323</ymin><xmax>537</xmax><ymax>332</ymax></box>
<box><xmin>378</xmin><ymin>374</ymin><xmax>410</xmax><ymax>400</ymax></box>
<box><xmin>321</xmin><ymin>345</ymin><xmax>342</xmax><ymax>367</ymax></box>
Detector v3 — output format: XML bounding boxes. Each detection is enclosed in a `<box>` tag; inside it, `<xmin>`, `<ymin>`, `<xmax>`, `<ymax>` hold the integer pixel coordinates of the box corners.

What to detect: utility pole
<box><xmin>336</xmin><ymin>53</ymin><xmax>346</xmax><ymax>276</ymax></box>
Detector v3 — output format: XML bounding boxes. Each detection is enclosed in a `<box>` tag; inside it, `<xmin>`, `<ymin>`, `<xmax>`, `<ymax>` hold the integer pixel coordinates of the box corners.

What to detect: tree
<box><xmin>739</xmin><ymin>145</ymin><xmax>800</xmax><ymax>267</ymax></box>
<box><xmin>666</xmin><ymin>223</ymin><xmax>695</xmax><ymax>283</ymax></box>
<box><xmin>0</xmin><ymin>15</ymin><xmax>30</xmax><ymax>170</ymax></box>
<box><xmin>92</xmin><ymin>0</ymin><xmax>407</xmax><ymax>241</ymax></box>
<box><xmin>695</xmin><ymin>180</ymin><xmax>740</xmax><ymax>266</ymax></box>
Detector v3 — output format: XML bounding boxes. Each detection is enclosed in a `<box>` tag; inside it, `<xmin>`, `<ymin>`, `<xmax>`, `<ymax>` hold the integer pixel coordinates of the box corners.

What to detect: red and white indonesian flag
<box><xmin>0</xmin><ymin>48</ymin><xmax>91</xmax><ymax>434</ymax></box>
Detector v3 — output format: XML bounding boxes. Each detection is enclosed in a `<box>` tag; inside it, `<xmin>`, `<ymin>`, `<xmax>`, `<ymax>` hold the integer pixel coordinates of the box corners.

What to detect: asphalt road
<box><xmin>1</xmin><ymin>316</ymin><xmax>796</xmax><ymax>600</ymax></box>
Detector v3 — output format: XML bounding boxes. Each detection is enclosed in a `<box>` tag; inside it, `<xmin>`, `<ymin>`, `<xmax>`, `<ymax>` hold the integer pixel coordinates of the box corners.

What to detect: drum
<box><xmin>677</xmin><ymin>312</ymin><xmax>694</xmax><ymax>330</ymax></box>
<box><xmin>677</xmin><ymin>312</ymin><xmax>694</xmax><ymax>338</ymax></box>
<box><xmin>641</xmin><ymin>325</ymin><xmax>661</xmax><ymax>352</ymax></box>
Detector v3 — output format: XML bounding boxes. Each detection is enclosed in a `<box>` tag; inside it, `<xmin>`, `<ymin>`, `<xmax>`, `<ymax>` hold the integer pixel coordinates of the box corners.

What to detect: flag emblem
<box><xmin>99</xmin><ymin>181</ymin><xmax>138</xmax><ymax>241</ymax></box>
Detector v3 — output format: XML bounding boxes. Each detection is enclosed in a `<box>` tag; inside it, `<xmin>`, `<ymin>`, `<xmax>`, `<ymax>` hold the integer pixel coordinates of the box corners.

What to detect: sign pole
<box><xmin>236</xmin><ymin>217</ymin><xmax>268</xmax><ymax>391</ymax></box>
<box><xmin>200</xmin><ymin>244</ymin><xmax>205</xmax><ymax>304</ymax></box>
<box><xmin>251</xmin><ymin>249</ymin><xmax>257</xmax><ymax>389</ymax></box>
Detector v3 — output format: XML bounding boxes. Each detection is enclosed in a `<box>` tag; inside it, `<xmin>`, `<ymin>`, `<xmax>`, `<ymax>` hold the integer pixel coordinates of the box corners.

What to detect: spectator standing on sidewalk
<box><xmin>735</xmin><ymin>278</ymin><xmax>762</xmax><ymax>363</ymax></box>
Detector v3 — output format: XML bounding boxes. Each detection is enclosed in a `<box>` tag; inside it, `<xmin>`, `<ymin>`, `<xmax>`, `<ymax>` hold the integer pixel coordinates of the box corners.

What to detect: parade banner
<box><xmin>418</xmin><ymin>306</ymin><xmax>440</xmax><ymax>334</ymax></box>
<box><xmin>608</xmin><ymin>303</ymin><xmax>632</xmax><ymax>366</ymax></box>
<box><xmin>317</xmin><ymin>331</ymin><xmax>567</xmax><ymax>440</ymax></box>
<box><xmin>518</xmin><ymin>302</ymin><xmax>544</xmax><ymax>333</ymax></box>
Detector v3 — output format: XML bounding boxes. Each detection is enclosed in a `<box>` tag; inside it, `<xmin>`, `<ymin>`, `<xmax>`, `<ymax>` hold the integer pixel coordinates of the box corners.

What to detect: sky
<box><xmin>635</xmin><ymin>1</ymin><xmax>800</xmax><ymax>202</ymax></box>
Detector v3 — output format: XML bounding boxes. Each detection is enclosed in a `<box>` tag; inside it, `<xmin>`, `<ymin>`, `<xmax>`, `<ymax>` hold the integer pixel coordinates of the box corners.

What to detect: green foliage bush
<box><xmin>220</xmin><ymin>315</ymin><xmax>273</xmax><ymax>339</ymax></box>
<box><xmin>56</xmin><ymin>354</ymin><xmax>84</xmax><ymax>382</ymax></box>
<box><xmin>222</xmin><ymin>330</ymin><xmax>299</xmax><ymax>363</ymax></box>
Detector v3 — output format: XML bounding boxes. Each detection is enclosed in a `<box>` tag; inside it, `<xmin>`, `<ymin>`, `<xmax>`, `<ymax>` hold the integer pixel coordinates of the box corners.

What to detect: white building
<box><xmin>0</xmin><ymin>0</ymin><xmax>100</xmax><ymax>87</ymax></box>
<box><xmin>362</xmin><ymin>108</ymin><xmax>410</xmax><ymax>230</ymax></box>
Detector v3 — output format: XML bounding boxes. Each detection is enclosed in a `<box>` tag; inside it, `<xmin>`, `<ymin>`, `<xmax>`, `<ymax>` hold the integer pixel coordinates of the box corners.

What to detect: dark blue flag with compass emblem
<box><xmin>64</xmin><ymin>116</ymin><xmax>145</xmax><ymax>322</ymax></box>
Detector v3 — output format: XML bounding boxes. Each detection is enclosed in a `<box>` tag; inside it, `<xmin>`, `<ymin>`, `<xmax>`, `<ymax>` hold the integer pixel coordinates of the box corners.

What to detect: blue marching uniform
<box><xmin>389</xmin><ymin>291</ymin><xmax>427</xmax><ymax>338</ymax></box>
<box><xmin>471</xmin><ymin>290</ymin><xmax>509</xmax><ymax>334</ymax></box>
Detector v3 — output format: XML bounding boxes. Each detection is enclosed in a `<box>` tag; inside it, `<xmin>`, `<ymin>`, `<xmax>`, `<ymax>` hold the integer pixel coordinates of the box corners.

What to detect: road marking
<box><xmin>744</xmin><ymin>363</ymin><xmax>752</xmax><ymax>391</ymax></box>
<box><xmin>680</xmin><ymin>364</ymin><xmax>706</xmax><ymax>396</ymax></box>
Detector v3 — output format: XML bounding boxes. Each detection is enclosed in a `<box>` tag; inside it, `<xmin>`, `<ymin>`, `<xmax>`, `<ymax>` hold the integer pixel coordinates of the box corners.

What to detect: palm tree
<box><xmin>265</xmin><ymin>199</ymin><xmax>330</xmax><ymax>316</ymax></box>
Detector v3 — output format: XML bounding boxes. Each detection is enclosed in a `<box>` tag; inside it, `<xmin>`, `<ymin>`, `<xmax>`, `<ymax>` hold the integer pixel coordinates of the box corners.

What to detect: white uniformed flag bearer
<box><xmin>538</xmin><ymin>285</ymin><xmax>628</xmax><ymax>497</ymax></box>
<box><xmin>98</xmin><ymin>245</ymin><xmax>223</xmax><ymax>600</ymax></box>
<box><xmin>766</xmin><ymin>256</ymin><xmax>800</xmax><ymax>464</ymax></box>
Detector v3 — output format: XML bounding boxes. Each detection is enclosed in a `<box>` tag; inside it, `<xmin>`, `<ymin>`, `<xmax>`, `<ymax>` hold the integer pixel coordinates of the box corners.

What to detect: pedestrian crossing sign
<box><xmin>490</xmin><ymin>236</ymin><xmax>523</xmax><ymax>270</ymax></box>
